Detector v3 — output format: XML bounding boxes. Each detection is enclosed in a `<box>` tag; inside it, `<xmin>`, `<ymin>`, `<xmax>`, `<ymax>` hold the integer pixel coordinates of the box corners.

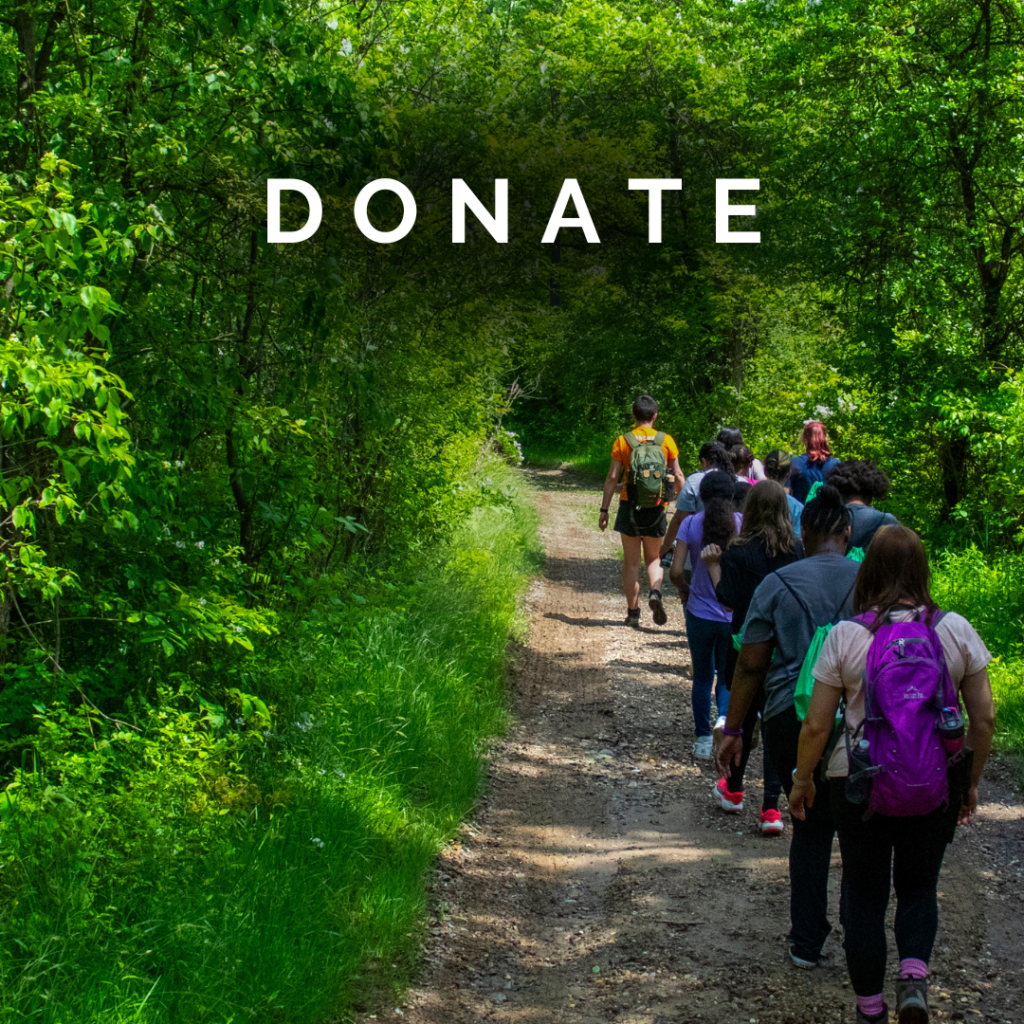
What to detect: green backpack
<box><xmin>624</xmin><ymin>431</ymin><xmax>667</xmax><ymax>510</ymax></box>
<box><xmin>778</xmin><ymin>576</ymin><xmax>857</xmax><ymax>721</ymax></box>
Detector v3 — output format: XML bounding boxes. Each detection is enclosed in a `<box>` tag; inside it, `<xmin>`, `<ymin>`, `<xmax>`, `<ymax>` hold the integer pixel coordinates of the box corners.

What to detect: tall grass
<box><xmin>0</xmin><ymin>462</ymin><xmax>541</xmax><ymax>1024</ymax></box>
<box><xmin>931</xmin><ymin>547</ymin><xmax>1024</xmax><ymax>760</ymax></box>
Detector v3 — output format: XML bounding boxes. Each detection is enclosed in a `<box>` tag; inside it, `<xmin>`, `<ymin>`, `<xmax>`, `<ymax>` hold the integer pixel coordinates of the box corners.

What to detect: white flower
<box><xmin>311</xmin><ymin>837</ymin><xmax>325</xmax><ymax>848</ymax></box>
<box><xmin>175</xmin><ymin>540</ymin><xmax>185</xmax><ymax>548</ymax></box>
<box><xmin>196</xmin><ymin>540</ymin><xmax>205</xmax><ymax>549</ymax></box>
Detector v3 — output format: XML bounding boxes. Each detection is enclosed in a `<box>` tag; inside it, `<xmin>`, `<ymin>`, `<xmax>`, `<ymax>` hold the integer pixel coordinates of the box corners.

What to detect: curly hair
<box><xmin>702</xmin><ymin>442</ymin><xmax>735</xmax><ymax>477</ymax></box>
<box><xmin>825</xmin><ymin>460</ymin><xmax>891</xmax><ymax>503</ymax></box>
<box><xmin>730</xmin><ymin>480</ymin><xmax>796</xmax><ymax>557</ymax></box>
<box><xmin>699</xmin><ymin>470</ymin><xmax>738</xmax><ymax>548</ymax></box>
<box><xmin>800</xmin><ymin>484</ymin><xmax>851</xmax><ymax>539</ymax></box>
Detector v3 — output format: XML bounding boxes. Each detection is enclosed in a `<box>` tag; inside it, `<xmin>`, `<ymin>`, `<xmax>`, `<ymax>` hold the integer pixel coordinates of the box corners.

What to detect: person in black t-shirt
<box><xmin>825</xmin><ymin>460</ymin><xmax>899</xmax><ymax>553</ymax></box>
<box><xmin>700</xmin><ymin>480</ymin><xmax>803</xmax><ymax>834</ymax></box>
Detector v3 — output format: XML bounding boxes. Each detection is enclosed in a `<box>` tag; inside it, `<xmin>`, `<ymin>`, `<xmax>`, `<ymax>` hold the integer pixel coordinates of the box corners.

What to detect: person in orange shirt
<box><xmin>599</xmin><ymin>395</ymin><xmax>682</xmax><ymax>627</ymax></box>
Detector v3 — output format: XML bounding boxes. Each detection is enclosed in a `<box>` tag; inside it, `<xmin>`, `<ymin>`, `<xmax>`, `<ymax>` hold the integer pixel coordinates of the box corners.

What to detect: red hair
<box><xmin>802</xmin><ymin>420</ymin><xmax>832</xmax><ymax>464</ymax></box>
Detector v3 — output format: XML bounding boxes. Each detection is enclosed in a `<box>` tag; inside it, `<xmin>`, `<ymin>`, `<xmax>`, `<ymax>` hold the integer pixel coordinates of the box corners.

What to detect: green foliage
<box><xmin>0</xmin><ymin>461</ymin><xmax>538</xmax><ymax>1024</ymax></box>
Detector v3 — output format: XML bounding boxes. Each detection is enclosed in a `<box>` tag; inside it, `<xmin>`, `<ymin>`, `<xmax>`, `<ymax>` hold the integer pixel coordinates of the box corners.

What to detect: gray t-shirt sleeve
<box><xmin>740</xmin><ymin>575</ymin><xmax>779</xmax><ymax>644</ymax></box>
<box><xmin>677</xmin><ymin>473</ymin><xmax>702</xmax><ymax>513</ymax></box>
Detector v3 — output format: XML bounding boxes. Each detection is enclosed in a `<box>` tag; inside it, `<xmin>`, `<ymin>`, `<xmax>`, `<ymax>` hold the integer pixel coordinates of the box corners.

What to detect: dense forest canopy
<box><xmin>2</xmin><ymin>0</ymin><xmax>1024</xmax><ymax>1019</ymax></box>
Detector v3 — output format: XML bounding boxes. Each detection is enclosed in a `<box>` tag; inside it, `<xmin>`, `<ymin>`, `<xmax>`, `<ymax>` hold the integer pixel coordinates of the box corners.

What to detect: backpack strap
<box><xmin>653</xmin><ymin>430</ymin><xmax>666</xmax><ymax>447</ymax></box>
<box><xmin>778</xmin><ymin>574</ymin><xmax>856</xmax><ymax>630</ymax></box>
<box><xmin>623</xmin><ymin>432</ymin><xmax>640</xmax><ymax>451</ymax></box>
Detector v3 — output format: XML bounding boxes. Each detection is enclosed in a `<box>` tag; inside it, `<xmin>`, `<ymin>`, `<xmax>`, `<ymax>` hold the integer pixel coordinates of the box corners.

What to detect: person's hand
<box><xmin>715</xmin><ymin>734</ymin><xmax>743</xmax><ymax>777</ymax></box>
<box><xmin>788</xmin><ymin>773</ymin><xmax>816</xmax><ymax>821</ymax></box>
<box><xmin>676</xmin><ymin>579</ymin><xmax>690</xmax><ymax>606</ymax></box>
<box><xmin>700</xmin><ymin>543</ymin><xmax>722</xmax><ymax>564</ymax></box>
<box><xmin>599</xmin><ymin>509</ymin><xmax>609</xmax><ymax>532</ymax></box>
<box><xmin>959</xmin><ymin>786</ymin><xmax>979</xmax><ymax>825</ymax></box>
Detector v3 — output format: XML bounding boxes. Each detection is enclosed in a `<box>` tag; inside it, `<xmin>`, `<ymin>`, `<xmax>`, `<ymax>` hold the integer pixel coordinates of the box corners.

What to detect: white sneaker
<box><xmin>692</xmin><ymin>736</ymin><xmax>713</xmax><ymax>759</ymax></box>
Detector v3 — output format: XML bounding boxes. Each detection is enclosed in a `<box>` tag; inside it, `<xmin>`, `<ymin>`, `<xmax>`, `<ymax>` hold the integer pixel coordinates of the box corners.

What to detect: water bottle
<box><xmin>938</xmin><ymin>706</ymin><xmax>965</xmax><ymax>757</ymax></box>
<box><xmin>846</xmin><ymin>738</ymin><xmax>873</xmax><ymax>805</ymax></box>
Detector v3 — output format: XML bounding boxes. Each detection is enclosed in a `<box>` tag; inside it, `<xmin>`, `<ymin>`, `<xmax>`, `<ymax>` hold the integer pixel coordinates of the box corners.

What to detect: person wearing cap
<box><xmin>764</xmin><ymin>449</ymin><xmax>804</xmax><ymax>537</ymax></box>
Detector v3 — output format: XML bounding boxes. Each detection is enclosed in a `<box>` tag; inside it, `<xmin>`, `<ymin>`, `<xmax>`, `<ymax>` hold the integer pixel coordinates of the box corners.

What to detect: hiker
<box><xmin>789</xmin><ymin>421</ymin><xmax>841</xmax><ymax>504</ymax></box>
<box><xmin>718</xmin><ymin>428</ymin><xmax>766</xmax><ymax>480</ymax></box>
<box><xmin>715</xmin><ymin>485</ymin><xmax>859</xmax><ymax>967</ymax></box>
<box><xmin>670</xmin><ymin>471</ymin><xmax>741</xmax><ymax>759</ymax></box>
<box><xmin>825</xmin><ymin>460</ymin><xmax>900</xmax><ymax>554</ymax></box>
<box><xmin>764</xmin><ymin>448</ymin><xmax>803</xmax><ymax>537</ymax></box>
<box><xmin>729</xmin><ymin>443</ymin><xmax>758</xmax><ymax>484</ymax></box>
<box><xmin>788</xmin><ymin>525</ymin><xmax>995</xmax><ymax>1024</ymax></box>
<box><xmin>599</xmin><ymin>395</ymin><xmax>682</xmax><ymax>627</ymax></box>
<box><xmin>661</xmin><ymin>441</ymin><xmax>734</xmax><ymax>554</ymax></box>
<box><xmin>700</xmin><ymin>480</ymin><xmax>802</xmax><ymax>834</ymax></box>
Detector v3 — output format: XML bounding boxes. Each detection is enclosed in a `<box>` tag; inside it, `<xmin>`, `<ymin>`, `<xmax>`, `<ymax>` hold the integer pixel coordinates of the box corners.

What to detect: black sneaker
<box><xmin>896</xmin><ymin>977</ymin><xmax>929</xmax><ymax>1024</ymax></box>
<box><xmin>625</xmin><ymin>607</ymin><xmax>641</xmax><ymax>628</ymax></box>
<box><xmin>648</xmin><ymin>589</ymin><xmax>667</xmax><ymax>626</ymax></box>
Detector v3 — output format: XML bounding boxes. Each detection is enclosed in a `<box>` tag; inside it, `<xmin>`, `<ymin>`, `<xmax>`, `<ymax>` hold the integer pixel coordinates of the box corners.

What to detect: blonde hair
<box><xmin>729</xmin><ymin>480</ymin><xmax>796</xmax><ymax>558</ymax></box>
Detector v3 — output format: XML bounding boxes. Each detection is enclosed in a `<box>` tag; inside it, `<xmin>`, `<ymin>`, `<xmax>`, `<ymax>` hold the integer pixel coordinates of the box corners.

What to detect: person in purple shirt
<box><xmin>669</xmin><ymin>471</ymin><xmax>742</xmax><ymax>758</ymax></box>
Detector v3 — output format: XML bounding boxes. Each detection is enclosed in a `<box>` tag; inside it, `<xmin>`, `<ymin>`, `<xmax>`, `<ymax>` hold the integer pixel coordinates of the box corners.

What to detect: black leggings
<box><xmin>723</xmin><ymin>645</ymin><xmax>782</xmax><ymax>810</ymax></box>
<box><xmin>831</xmin><ymin>778</ymin><xmax>952</xmax><ymax>996</ymax></box>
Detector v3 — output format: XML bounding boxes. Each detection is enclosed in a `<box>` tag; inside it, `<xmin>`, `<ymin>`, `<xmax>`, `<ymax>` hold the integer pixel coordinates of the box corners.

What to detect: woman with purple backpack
<box><xmin>789</xmin><ymin>526</ymin><xmax>995</xmax><ymax>1024</ymax></box>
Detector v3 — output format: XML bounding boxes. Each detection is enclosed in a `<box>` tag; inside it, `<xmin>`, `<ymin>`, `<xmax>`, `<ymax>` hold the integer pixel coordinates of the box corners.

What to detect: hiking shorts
<box><xmin>613</xmin><ymin>501</ymin><xmax>667</xmax><ymax>538</ymax></box>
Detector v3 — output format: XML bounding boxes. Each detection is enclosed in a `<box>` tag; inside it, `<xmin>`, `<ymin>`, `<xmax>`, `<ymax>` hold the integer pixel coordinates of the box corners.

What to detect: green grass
<box><xmin>0</xmin><ymin>462</ymin><xmax>541</xmax><ymax>1023</ymax></box>
<box><xmin>931</xmin><ymin>547</ymin><xmax>1024</xmax><ymax>764</ymax></box>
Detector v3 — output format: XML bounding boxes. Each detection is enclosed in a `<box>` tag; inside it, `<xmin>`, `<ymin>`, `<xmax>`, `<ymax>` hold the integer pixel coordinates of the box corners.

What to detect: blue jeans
<box><xmin>684</xmin><ymin>608</ymin><xmax>732</xmax><ymax>737</ymax></box>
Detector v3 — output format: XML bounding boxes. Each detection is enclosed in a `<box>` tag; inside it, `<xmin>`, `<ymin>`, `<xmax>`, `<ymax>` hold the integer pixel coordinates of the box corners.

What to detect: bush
<box><xmin>0</xmin><ymin>460</ymin><xmax>540</xmax><ymax>1024</ymax></box>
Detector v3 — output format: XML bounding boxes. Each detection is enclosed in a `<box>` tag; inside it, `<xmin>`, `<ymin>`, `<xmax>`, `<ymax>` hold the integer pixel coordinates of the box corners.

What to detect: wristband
<box><xmin>791</xmin><ymin>768</ymin><xmax>813</xmax><ymax>785</ymax></box>
<box><xmin>600</xmin><ymin>507</ymin><xmax>609</xmax><ymax>513</ymax></box>
<box><xmin>721</xmin><ymin>725</ymin><xmax>743</xmax><ymax>737</ymax></box>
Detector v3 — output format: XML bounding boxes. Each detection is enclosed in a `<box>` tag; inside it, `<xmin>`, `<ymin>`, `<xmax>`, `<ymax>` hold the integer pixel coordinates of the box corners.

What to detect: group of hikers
<box><xmin>597</xmin><ymin>395</ymin><xmax>996</xmax><ymax>1024</ymax></box>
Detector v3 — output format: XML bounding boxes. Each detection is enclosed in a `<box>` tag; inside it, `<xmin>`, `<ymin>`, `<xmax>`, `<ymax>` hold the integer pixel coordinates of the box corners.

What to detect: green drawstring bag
<box><xmin>847</xmin><ymin>546</ymin><xmax>865</xmax><ymax>562</ymax></box>
<box><xmin>793</xmin><ymin>623</ymin><xmax>833</xmax><ymax>721</ymax></box>
<box><xmin>732</xmin><ymin>632</ymin><xmax>743</xmax><ymax>651</ymax></box>
<box><xmin>778</xmin><ymin>576</ymin><xmax>857</xmax><ymax>722</ymax></box>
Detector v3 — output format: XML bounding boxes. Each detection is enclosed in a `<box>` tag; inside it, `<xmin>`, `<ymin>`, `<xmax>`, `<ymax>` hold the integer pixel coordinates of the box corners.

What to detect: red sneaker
<box><xmin>714</xmin><ymin>777</ymin><xmax>744</xmax><ymax>813</ymax></box>
<box><xmin>760</xmin><ymin>809</ymin><xmax>785</xmax><ymax>835</ymax></box>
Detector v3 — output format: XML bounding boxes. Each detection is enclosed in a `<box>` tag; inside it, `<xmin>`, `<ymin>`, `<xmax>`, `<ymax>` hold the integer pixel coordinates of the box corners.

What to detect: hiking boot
<box><xmin>626</xmin><ymin>607</ymin><xmax>641</xmax><ymax>628</ymax></box>
<box><xmin>714</xmin><ymin>777</ymin><xmax>743</xmax><ymax>813</ymax></box>
<box><xmin>760</xmin><ymin>808</ymin><xmax>785</xmax><ymax>835</ymax></box>
<box><xmin>692</xmin><ymin>736</ymin><xmax>713</xmax><ymax>759</ymax></box>
<box><xmin>896</xmin><ymin>976</ymin><xmax>929</xmax><ymax>1024</ymax></box>
<box><xmin>648</xmin><ymin>589</ymin><xmax>667</xmax><ymax>626</ymax></box>
<box><xmin>855</xmin><ymin>1008</ymin><xmax>889</xmax><ymax>1024</ymax></box>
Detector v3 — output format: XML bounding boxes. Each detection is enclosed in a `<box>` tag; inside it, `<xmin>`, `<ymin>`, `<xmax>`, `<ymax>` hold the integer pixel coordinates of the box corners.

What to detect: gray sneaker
<box><xmin>692</xmin><ymin>736</ymin><xmax>713</xmax><ymax>759</ymax></box>
<box><xmin>896</xmin><ymin>977</ymin><xmax>929</xmax><ymax>1024</ymax></box>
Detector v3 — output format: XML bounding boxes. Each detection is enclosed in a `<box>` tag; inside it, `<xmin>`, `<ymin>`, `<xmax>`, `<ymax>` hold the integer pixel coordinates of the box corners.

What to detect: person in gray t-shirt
<box><xmin>715</xmin><ymin>485</ymin><xmax>859</xmax><ymax>968</ymax></box>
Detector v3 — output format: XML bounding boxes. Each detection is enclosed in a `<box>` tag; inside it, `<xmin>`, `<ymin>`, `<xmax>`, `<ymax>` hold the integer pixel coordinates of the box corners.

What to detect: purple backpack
<box><xmin>845</xmin><ymin>609</ymin><xmax>958</xmax><ymax>817</ymax></box>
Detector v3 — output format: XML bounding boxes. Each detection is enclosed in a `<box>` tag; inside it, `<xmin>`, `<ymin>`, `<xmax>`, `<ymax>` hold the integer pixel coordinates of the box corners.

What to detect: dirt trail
<box><xmin>386</xmin><ymin>467</ymin><xmax>1024</xmax><ymax>1024</ymax></box>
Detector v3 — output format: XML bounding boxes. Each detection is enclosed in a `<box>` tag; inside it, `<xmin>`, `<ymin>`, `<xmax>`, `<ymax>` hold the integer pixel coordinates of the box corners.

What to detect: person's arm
<box><xmin>700</xmin><ymin>544</ymin><xmax>724</xmax><ymax>590</ymax></box>
<box><xmin>669</xmin><ymin>537</ymin><xmax>690</xmax><ymax>604</ymax></box>
<box><xmin>715</xmin><ymin>640</ymin><xmax>773</xmax><ymax>776</ymax></box>
<box><xmin>598</xmin><ymin>460</ymin><xmax>623</xmax><ymax>532</ymax></box>
<box><xmin>661</xmin><ymin>507</ymin><xmax>691</xmax><ymax>554</ymax></box>
<box><xmin>788</xmin><ymin>682</ymin><xmax>843</xmax><ymax>820</ymax></box>
<box><xmin>669</xmin><ymin>456</ymin><xmax>683</xmax><ymax>497</ymax></box>
<box><xmin>959</xmin><ymin>666</ymin><xmax>996</xmax><ymax>824</ymax></box>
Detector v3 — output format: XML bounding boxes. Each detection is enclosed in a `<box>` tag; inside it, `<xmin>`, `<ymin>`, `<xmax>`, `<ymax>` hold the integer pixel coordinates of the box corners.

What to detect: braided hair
<box><xmin>799</xmin><ymin>484</ymin><xmax>850</xmax><ymax>539</ymax></box>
